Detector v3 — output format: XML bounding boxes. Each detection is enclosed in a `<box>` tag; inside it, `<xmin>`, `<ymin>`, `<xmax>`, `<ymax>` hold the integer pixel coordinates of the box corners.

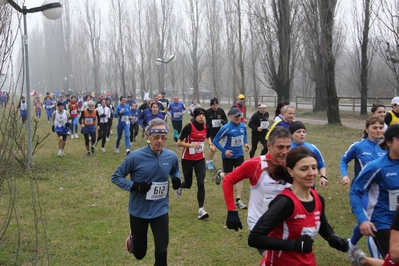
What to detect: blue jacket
<box><xmin>142</xmin><ymin>112</ymin><xmax>164</xmax><ymax>129</ymax></box>
<box><xmin>291</xmin><ymin>141</ymin><xmax>326</xmax><ymax>170</ymax></box>
<box><xmin>213</xmin><ymin>121</ymin><xmax>248</xmax><ymax>159</ymax></box>
<box><xmin>350</xmin><ymin>154</ymin><xmax>399</xmax><ymax>230</ymax></box>
<box><xmin>114</xmin><ymin>103</ymin><xmax>131</xmax><ymax>125</ymax></box>
<box><xmin>168</xmin><ymin>102</ymin><xmax>186</xmax><ymax>121</ymax></box>
<box><xmin>340</xmin><ymin>138</ymin><xmax>386</xmax><ymax>180</ymax></box>
<box><xmin>111</xmin><ymin>145</ymin><xmax>180</xmax><ymax>219</ymax></box>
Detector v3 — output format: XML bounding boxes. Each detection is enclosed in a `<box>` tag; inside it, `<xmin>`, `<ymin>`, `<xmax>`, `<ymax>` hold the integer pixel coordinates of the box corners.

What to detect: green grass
<box><xmin>0</xmin><ymin>115</ymin><xmax>368</xmax><ymax>266</ymax></box>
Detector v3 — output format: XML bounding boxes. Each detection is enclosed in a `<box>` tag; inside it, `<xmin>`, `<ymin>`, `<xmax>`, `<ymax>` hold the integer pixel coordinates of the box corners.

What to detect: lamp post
<box><xmin>0</xmin><ymin>0</ymin><xmax>63</xmax><ymax>167</ymax></box>
<box><xmin>155</xmin><ymin>55</ymin><xmax>175</xmax><ymax>93</ymax></box>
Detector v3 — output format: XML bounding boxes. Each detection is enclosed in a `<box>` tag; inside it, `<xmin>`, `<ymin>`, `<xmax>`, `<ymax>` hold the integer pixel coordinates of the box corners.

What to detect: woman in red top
<box><xmin>68</xmin><ymin>95</ymin><xmax>80</xmax><ymax>138</ymax></box>
<box><xmin>176</xmin><ymin>107</ymin><xmax>215</xmax><ymax>220</ymax></box>
<box><xmin>248</xmin><ymin>146</ymin><xmax>348</xmax><ymax>266</ymax></box>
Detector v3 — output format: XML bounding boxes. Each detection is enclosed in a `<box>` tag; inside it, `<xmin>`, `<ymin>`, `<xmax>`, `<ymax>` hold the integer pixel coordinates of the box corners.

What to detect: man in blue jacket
<box><xmin>111</xmin><ymin>118</ymin><xmax>181</xmax><ymax>266</ymax></box>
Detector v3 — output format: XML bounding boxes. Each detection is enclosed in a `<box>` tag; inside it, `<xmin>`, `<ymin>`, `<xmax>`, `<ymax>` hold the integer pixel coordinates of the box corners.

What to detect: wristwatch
<box><xmin>320</xmin><ymin>175</ymin><xmax>328</xmax><ymax>180</ymax></box>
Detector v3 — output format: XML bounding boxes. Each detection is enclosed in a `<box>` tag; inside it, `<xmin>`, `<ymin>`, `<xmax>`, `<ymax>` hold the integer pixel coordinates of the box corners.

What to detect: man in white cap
<box><xmin>385</xmin><ymin>96</ymin><xmax>399</xmax><ymax>126</ymax></box>
<box><xmin>248</xmin><ymin>103</ymin><xmax>269</xmax><ymax>157</ymax></box>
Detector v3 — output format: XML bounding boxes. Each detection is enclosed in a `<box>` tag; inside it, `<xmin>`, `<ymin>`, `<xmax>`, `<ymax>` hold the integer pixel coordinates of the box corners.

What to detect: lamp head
<box><xmin>41</xmin><ymin>0</ymin><xmax>63</xmax><ymax>20</ymax></box>
<box><xmin>155</xmin><ymin>58</ymin><xmax>163</xmax><ymax>66</ymax></box>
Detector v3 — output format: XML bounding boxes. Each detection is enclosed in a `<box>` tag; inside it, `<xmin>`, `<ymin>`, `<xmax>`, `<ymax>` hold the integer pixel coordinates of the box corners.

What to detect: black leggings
<box><xmin>373</xmin><ymin>229</ymin><xmax>390</xmax><ymax>258</ymax></box>
<box><xmin>83</xmin><ymin>132</ymin><xmax>96</xmax><ymax>146</ymax></box>
<box><xmin>171</xmin><ymin>120</ymin><xmax>183</xmax><ymax>141</ymax></box>
<box><xmin>130</xmin><ymin>123</ymin><xmax>139</xmax><ymax>142</ymax></box>
<box><xmin>97</xmin><ymin>123</ymin><xmax>108</xmax><ymax>148</ymax></box>
<box><xmin>130</xmin><ymin>213</ymin><xmax>169</xmax><ymax>266</ymax></box>
<box><xmin>249</xmin><ymin>134</ymin><xmax>268</xmax><ymax>158</ymax></box>
<box><xmin>181</xmin><ymin>159</ymin><xmax>206</xmax><ymax>207</ymax></box>
<box><xmin>106</xmin><ymin>119</ymin><xmax>113</xmax><ymax>138</ymax></box>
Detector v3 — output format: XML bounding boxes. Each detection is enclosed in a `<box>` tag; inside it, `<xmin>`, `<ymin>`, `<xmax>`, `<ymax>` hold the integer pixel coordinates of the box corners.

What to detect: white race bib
<box><xmin>46</xmin><ymin>105</ymin><xmax>52</xmax><ymax>109</ymax></box>
<box><xmin>57</xmin><ymin>119</ymin><xmax>65</xmax><ymax>125</ymax></box>
<box><xmin>189</xmin><ymin>142</ymin><xmax>204</xmax><ymax>154</ymax></box>
<box><xmin>212</xmin><ymin>119</ymin><xmax>221</xmax><ymax>128</ymax></box>
<box><xmin>388</xmin><ymin>189</ymin><xmax>399</xmax><ymax>211</ymax></box>
<box><xmin>85</xmin><ymin>118</ymin><xmax>93</xmax><ymax>124</ymax></box>
<box><xmin>100</xmin><ymin>117</ymin><xmax>107</xmax><ymax>123</ymax></box>
<box><xmin>121</xmin><ymin>116</ymin><xmax>129</xmax><ymax>122</ymax></box>
<box><xmin>231</xmin><ymin>136</ymin><xmax>243</xmax><ymax>147</ymax></box>
<box><xmin>131</xmin><ymin>117</ymin><xmax>138</xmax><ymax>123</ymax></box>
<box><xmin>146</xmin><ymin>181</ymin><xmax>168</xmax><ymax>200</ymax></box>
<box><xmin>260</xmin><ymin>121</ymin><xmax>269</xmax><ymax>129</ymax></box>
<box><xmin>173</xmin><ymin>112</ymin><xmax>181</xmax><ymax>118</ymax></box>
<box><xmin>71</xmin><ymin>110</ymin><xmax>78</xmax><ymax>115</ymax></box>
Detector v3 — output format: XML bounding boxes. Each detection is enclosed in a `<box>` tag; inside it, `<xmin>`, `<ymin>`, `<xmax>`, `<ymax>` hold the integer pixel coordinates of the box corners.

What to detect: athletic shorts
<box><xmin>222</xmin><ymin>156</ymin><xmax>244</xmax><ymax>173</ymax></box>
<box><xmin>56</xmin><ymin>132</ymin><xmax>67</xmax><ymax>141</ymax></box>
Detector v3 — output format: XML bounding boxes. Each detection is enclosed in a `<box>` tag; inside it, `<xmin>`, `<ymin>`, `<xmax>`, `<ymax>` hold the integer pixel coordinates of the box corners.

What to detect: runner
<box><xmin>129</xmin><ymin>102</ymin><xmax>141</xmax><ymax>144</ymax></box>
<box><xmin>248</xmin><ymin>146</ymin><xmax>349</xmax><ymax>266</ymax></box>
<box><xmin>95</xmin><ymin>98</ymin><xmax>111</xmax><ymax>153</ymax></box>
<box><xmin>274</xmin><ymin>101</ymin><xmax>289</xmax><ymax>122</ymax></box>
<box><xmin>114</xmin><ymin>96</ymin><xmax>131</xmax><ymax>155</ymax></box>
<box><xmin>350</xmin><ymin>124</ymin><xmax>399</xmax><ymax>258</ymax></box>
<box><xmin>106</xmin><ymin>97</ymin><xmax>115</xmax><ymax>142</ymax></box>
<box><xmin>68</xmin><ymin>95</ymin><xmax>80</xmax><ymax>139</ymax></box>
<box><xmin>370</xmin><ymin>104</ymin><xmax>388</xmax><ymax>131</ymax></box>
<box><xmin>111</xmin><ymin>118</ymin><xmax>181</xmax><ymax>266</ymax></box>
<box><xmin>187</xmin><ymin>98</ymin><xmax>202</xmax><ymax>120</ymax></box>
<box><xmin>43</xmin><ymin>95</ymin><xmax>54</xmax><ymax>124</ymax></box>
<box><xmin>205</xmin><ymin>97</ymin><xmax>227</xmax><ymax>170</ymax></box>
<box><xmin>385</xmin><ymin>97</ymin><xmax>399</xmax><ymax>126</ymax></box>
<box><xmin>232</xmin><ymin>94</ymin><xmax>247</xmax><ymax>124</ymax></box>
<box><xmin>18</xmin><ymin>96</ymin><xmax>28</xmax><ymax>124</ymax></box>
<box><xmin>266</xmin><ymin>105</ymin><xmax>295</xmax><ymax>140</ymax></box>
<box><xmin>168</xmin><ymin>96</ymin><xmax>186</xmax><ymax>142</ymax></box>
<box><xmin>51</xmin><ymin>101</ymin><xmax>71</xmax><ymax>157</ymax></box>
<box><xmin>213</xmin><ymin>107</ymin><xmax>250</xmax><ymax>210</ymax></box>
<box><xmin>289</xmin><ymin>121</ymin><xmax>328</xmax><ymax>188</ymax></box>
<box><xmin>248</xmin><ymin>103</ymin><xmax>269</xmax><ymax>158</ymax></box>
<box><xmin>176</xmin><ymin>107</ymin><xmax>215</xmax><ymax>219</ymax></box>
<box><xmin>34</xmin><ymin>96</ymin><xmax>42</xmax><ymax>121</ymax></box>
<box><xmin>79</xmin><ymin>100</ymin><xmax>99</xmax><ymax>156</ymax></box>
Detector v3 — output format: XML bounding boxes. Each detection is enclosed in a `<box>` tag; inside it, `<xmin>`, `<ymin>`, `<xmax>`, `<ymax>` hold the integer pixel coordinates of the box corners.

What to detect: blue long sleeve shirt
<box><xmin>349</xmin><ymin>154</ymin><xmax>399</xmax><ymax>230</ymax></box>
<box><xmin>340</xmin><ymin>138</ymin><xmax>386</xmax><ymax>180</ymax></box>
<box><xmin>291</xmin><ymin>141</ymin><xmax>326</xmax><ymax>170</ymax></box>
<box><xmin>111</xmin><ymin>145</ymin><xmax>180</xmax><ymax>219</ymax></box>
<box><xmin>168</xmin><ymin>102</ymin><xmax>186</xmax><ymax>121</ymax></box>
<box><xmin>212</xmin><ymin>121</ymin><xmax>248</xmax><ymax>159</ymax></box>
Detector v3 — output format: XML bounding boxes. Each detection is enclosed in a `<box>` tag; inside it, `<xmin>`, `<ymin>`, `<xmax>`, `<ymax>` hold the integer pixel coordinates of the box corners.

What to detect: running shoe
<box><xmin>175</xmin><ymin>188</ymin><xmax>182</xmax><ymax>198</ymax></box>
<box><xmin>126</xmin><ymin>149</ymin><xmax>130</xmax><ymax>156</ymax></box>
<box><xmin>91</xmin><ymin>147</ymin><xmax>95</xmax><ymax>154</ymax></box>
<box><xmin>198</xmin><ymin>207</ymin><xmax>209</xmax><ymax>219</ymax></box>
<box><xmin>71</xmin><ymin>134</ymin><xmax>74</xmax><ymax>139</ymax></box>
<box><xmin>48</xmin><ymin>121</ymin><xmax>50</xmax><ymax>124</ymax></box>
<box><xmin>236</xmin><ymin>200</ymin><xmax>247</xmax><ymax>210</ymax></box>
<box><xmin>57</xmin><ymin>150</ymin><xmax>62</xmax><ymax>157</ymax></box>
<box><xmin>106</xmin><ymin>137</ymin><xmax>110</xmax><ymax>142</ymax></box>
<box><xmin>110</xmin><ymin>130</ymin><xmax>113</xmax><ymax>135</ymax></box>
<box><xmin>87</xmin><ymin>151</ymin><xmax>91</xmax><ymax>156</ymax></box>
<box><xmin>114</xmin><ymin>148</ymin><xmax>119</xmax><ymax>154</ymax></box>
<box><xmin>101</xmin><ymin>147</ymin><xmax>106</xmax><ymax>153</ymax></box>
<box><xmin>93</xmin><ymin>140</ymin><xmax>98</xmax><ymax>146</ymax></box>
<box><xmin>75</xmin><ymin>134</ymin><xmax>79</xmax><ymax>138</ymax></box>
<box><xmin>126</xmin><ymin>234</ymin><xmax>133</xmax><ymax>253</ymax></box>
<box><xmin>208</xmin><ymin>161</ymin><xmax>214</xmax><ymax>170</ymax></box>
<box><xmin>61</xmin><ymin>150</ymin><xmax>65</xmax><ymax>156</ymax></box>
<box><xmin>205</xmin><ymin>161</ymin><xmax>209</xmax><ymax>169</ymax></box>
<box><xmin>346</xmin><ymin>239</ymin><xmax>356</xmax><ymax>264</ymax></box>
<box><xmin>351</xmin><ymin>248</ymin><xmax>366</xmax><ymax>266</ymax></box>
<box><xmin>214</xmin><ymin>168</ymin><xmax>222</xmax><ymax>185</ymax></box>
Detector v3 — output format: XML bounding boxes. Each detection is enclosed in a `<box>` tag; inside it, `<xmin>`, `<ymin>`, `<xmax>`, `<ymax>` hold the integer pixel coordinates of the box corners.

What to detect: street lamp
<box><xmin>0</xmin><ymin>0</ymin><xmax>63</xmax><ymax>167</ymax></box>
<box><xmin>155</xmin><ymin>55</ymin><xmax>175</xmax><ymax>93</ymax></box>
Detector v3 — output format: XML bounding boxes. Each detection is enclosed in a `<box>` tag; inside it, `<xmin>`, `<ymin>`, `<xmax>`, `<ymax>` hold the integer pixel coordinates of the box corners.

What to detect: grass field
<box><xmin>0</xmin><ymin>109</ymin><xmax>368</xmax><ymax>266</ymax></box>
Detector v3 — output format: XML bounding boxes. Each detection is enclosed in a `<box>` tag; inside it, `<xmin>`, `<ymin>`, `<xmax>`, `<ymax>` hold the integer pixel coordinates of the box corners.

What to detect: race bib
<box><xmin>388</xmin><ymin>189</ymin><xmax>399</xmax><ymax>211</ymax></box>
<box><xmin>121</xmin><ymin>116</ymin><xmax>129</xmax><ymax>122</ymax></box>
<box><xmin>46</xmin><ymin>105</ymin><xmax>52</xmax><ymax>109</ymax></box>
<box><xmin>100</xmin><ymin>117</ymin><xmax>107</xmax><ymax>123</ymax></box>
<box><xmin>71</xmin><ymin>110</ymin><xmax>78</xmax><ymax>115</ymax></box>
<box><xmin>301</xmin><ymin>224</ymin><xmax>320</xmax><ymax>240</ymax></box>
<box><xmin>173</xmin><ymin>112</ymin><xmax>181</xmax><ymax>118</ymax></box>
<box><xmin>131</xmin><ymin>117</ymin><xmax>138</xmax><ymax>123</ymax></box>
<box><xmin>146</xmin><ymin>181</ymin><xmax>168</xmax><ymax>200</ymax></box>
<box><xmin>212</xmin><ymin>119</ymin><xmax>221</xmax><ymax>128</ymax></box>
<box><xmin>85</xmin><ymin>118</ymin><xmax>93</xmax><ymax>124</ymax></box>
<box><xmin>57</xmin><ymin>119</ymin><xmax>65</xmax><ymax>125</ymax></box>
<box><xmin>189</xmin><ymin>142</ymin><xmax>204</xmax><ymax>155</ymax></box>
<box><xmin>260</xmin><ymin>121</ymin><xmax>269</xmax><ymax>129</ymax></box>
<box><xmin>231</xmin><ymin>136</ymin><xmax>243</xmax><ymax>147</ymax></box>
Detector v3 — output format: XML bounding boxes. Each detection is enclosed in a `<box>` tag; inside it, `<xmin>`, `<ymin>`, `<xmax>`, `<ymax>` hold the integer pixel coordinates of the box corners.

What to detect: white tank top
<box><xmin>54</xmin><ymin>110</ymin><xmax>67</xmax><ymax>127</ymax></box>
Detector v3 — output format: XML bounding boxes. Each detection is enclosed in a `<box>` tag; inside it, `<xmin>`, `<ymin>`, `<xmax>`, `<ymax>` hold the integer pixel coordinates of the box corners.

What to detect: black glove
<box><xmin>226</xmin><ymin>211</ymin><xmax>242</xmax><ymax>231</ymax></box>
<box><xmin>130</xmin><ymin>182</ymin><xmax>152</xmax><ymax>193</ymax></box>
<box><xmin>52</xmin><ymin>125</ymin><xmax>55</xmax><ymax>132</ymax></box>
<box><xmin>171</xmin><ymin>177</ymin><xmax>181</xmax><ymax>190</ymax></box>
<box><xmin>328</xmin><ymin>234</ymin><xmax>349</xmax><ymax>252</ymax></box>
<box><xmin>290</xmin><ymin>234</ymin><xmax>313</xmax><ymax>253</ymax></box>
<box><xmin>100</xmin><ymin>113</ymin><xmax>106</xmax><ymax>117</ymax></box>
<box><xmin>65</xmin><ymin>122</ymin><xmax>71</xmax><ymax>127</ymax></box>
